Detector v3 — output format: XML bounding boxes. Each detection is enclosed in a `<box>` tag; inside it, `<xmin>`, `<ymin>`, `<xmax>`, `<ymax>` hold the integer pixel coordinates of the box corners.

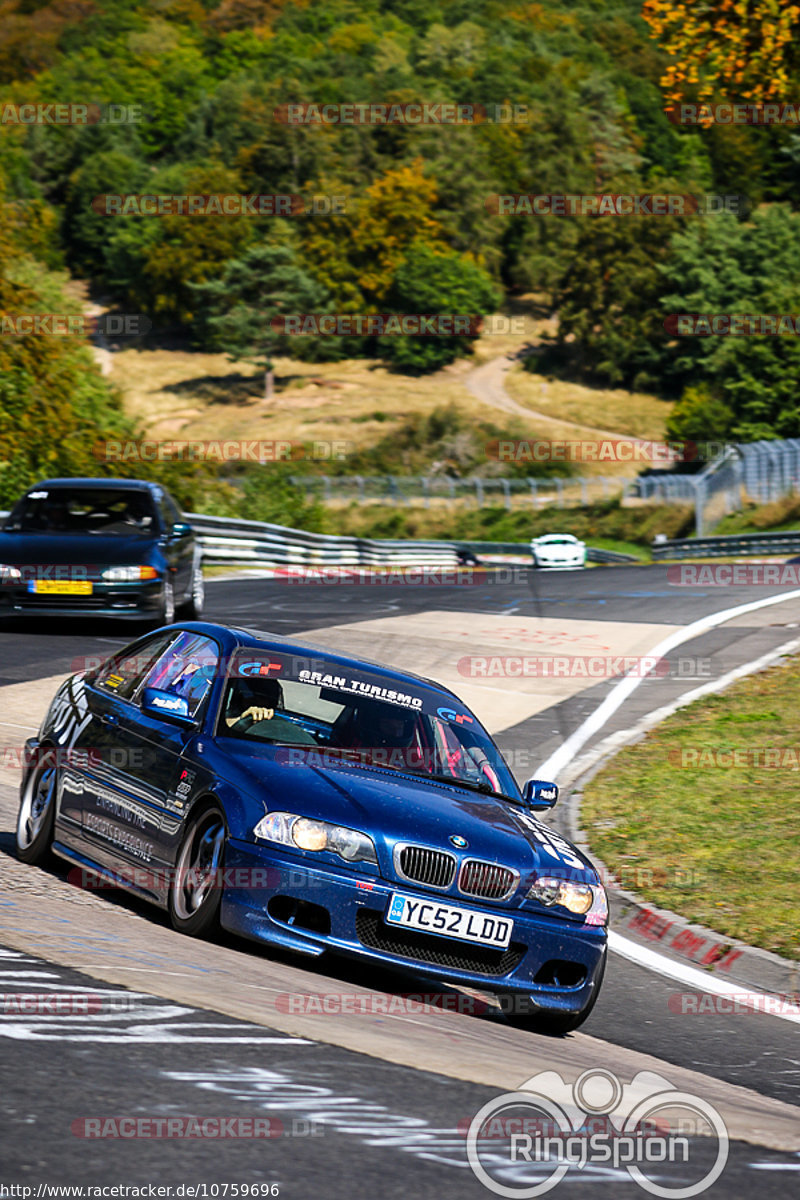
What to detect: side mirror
<box><xmin>523</xmin><ymin>778</ymin><xmax>559</xmax><ymax>810</ymax></box>
<box><xmin>142</xmin><ymin>687</ymin><xmax>195</xmax><ymax>726</ymax></box>
<box><xmin>171</xmin><ymin>521</ymin><xmax>193</xmax><ymax>538</ymax></box>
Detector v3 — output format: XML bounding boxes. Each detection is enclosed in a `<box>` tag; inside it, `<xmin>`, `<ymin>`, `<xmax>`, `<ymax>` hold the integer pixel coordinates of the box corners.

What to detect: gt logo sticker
<box><xmin>437</xmin><ymin>706</ymin><xmax>474</xmax><ymax>725</ymax></box>
<box><xmin>239</xmin><ymin>660</ymin><xmax>283</xmax><ymax>677</ymax></box>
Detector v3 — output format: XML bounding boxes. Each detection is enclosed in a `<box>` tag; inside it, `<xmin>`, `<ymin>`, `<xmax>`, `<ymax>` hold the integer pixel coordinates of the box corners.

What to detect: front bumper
<box><xmin>532</xmin><ymin>555</ymin><xmax>585</xmax><ymax>567</ymax></box>
<box><xmin>221</xmin><ymin>840</ymin><xmax>607</xmax><ymax>1015</ymax></box>
<box><xmin>0</xmin><ymin>579</ymin><xmax>165</xmax><ymax>619</ymax></box>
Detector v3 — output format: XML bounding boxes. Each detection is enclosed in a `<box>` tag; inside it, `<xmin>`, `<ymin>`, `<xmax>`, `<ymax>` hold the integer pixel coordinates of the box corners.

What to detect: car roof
<box><xmin>206</xmin><ymin>622</ymin><xmax>465</xmax><ymax>704</ymax></box>
<box><xmin>30</xmin><ymin>478</ymin><xmax>159</xmax><ymax>491</ymax></box>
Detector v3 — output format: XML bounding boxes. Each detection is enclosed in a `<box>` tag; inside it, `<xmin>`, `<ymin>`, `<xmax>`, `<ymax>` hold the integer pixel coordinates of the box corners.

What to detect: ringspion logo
<box><xmin>467</xmin><ymin>1069</ymin><xmax>728</xmax><ymax>1197</ymax></box>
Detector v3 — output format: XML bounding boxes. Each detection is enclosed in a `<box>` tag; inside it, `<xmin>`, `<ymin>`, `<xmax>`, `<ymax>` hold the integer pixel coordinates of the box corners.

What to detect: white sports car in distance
<box><xmin>531</xmin><ymin>533</ymin><xmax>587</xmax><ymax>568</ymax></box>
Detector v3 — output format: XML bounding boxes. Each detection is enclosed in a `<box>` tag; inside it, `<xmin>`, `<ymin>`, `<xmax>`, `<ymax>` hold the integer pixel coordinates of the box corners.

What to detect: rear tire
<box><xmin>16</xmin><ymin>754</ymin><xmax>58</xmax><ymax>865</ymax></box>
<box><xmin>153</xmin><ymin>578</ymin><xmax>175</xmax><ymax>629</ymax></box>
<box><xmin>168</xmin><ymin>804</ymin><xmax>226</xmax><ymax>937</ymax></box>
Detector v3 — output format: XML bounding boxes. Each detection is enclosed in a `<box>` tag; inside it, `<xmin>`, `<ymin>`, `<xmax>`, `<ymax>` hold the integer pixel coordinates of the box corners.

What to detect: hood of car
<box><xmin>0</xmin><ymin>532</ymin><xmax>159</xmax><ymax>567</ymax></box>
<box><xmin>227</xmin><ymin>746</ymin><xmax>598</xmax><ymax>888</ymax></box>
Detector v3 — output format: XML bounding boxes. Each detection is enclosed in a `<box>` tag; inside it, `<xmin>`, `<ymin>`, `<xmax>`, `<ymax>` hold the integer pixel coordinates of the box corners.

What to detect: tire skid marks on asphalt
<box><xmin>165</xmin><ymin>1066</ymin><xmax>634</xmax><ymax>1186</ymax></box>
<box><xmin>0</xmin><ymin>948</ymin><xmax>312</xmax><ymax>1044</ymax></box>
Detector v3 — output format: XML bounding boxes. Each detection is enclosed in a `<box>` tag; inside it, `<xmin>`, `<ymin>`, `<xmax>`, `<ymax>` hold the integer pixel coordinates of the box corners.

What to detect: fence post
<box><xmin>322</xmin><ymin>475</ymin><xmax>331</xmax><ymax>504</ymax></box>
<box><xmin>556</xmin><ymin>477</ymin><xmax>564</xmax><ymax>508</ymax></box>
<box><xmin>475</xmin><ymin>478</ymin><xmax>485</xmax><ymax>507</ymax></box>
<box><xmin>695</xmin><ymin>477</ymin><xmax>706</xmax><ymax>537</ymax></box>
<box><xmin>422</xmin><ymin>477</ymin><xmax>430</xmax><ymax>509</ymax></box>
<box><xmin>580</xmin><ymin>477</ymin><xmax>588</xmax><ymax>505</ymax></box>
<box><xmin>529</xmin><ymin>479</ymin><xmax>538</xmax><ymax>509</ymax></box>
<box><xmin>502</xmin><ymin>479</ymin><xmax>511</xmax><ymax>511</ymax></box>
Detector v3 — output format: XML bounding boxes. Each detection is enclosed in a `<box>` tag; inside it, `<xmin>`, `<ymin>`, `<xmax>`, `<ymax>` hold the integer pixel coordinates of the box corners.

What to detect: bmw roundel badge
<box><xmin>449</xmin><ymin>834</ymin><xmax>468</xmax><ymax>849</ymax></box>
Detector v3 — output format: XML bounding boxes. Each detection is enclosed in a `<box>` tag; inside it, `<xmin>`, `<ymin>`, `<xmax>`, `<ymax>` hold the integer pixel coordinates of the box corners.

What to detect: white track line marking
<box><xmin>536</xmin><ymin>587</ymin><xmax>800</xmax><ymax>780</ymax></box>
<box><xmin>608</xmin><ymin>932</ymin><xmax>800</xmax><ymax>1024</ymax></box>
<box><xmin>562</xmin><ymin>633</ymin><xmax>800</xmax><ymax>790</ymax></box>
<box><xmin>534</xmin><ymin>588</ymin><xmax>800</xmax><ymax>1019</ymax></box>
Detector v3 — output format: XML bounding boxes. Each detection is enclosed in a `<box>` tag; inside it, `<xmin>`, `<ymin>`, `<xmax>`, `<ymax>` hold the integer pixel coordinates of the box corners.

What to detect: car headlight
<box><xmin>527</xmin><ymin>876</ymin><xmax>608</xmax><ymax>925</ymax></box>
<box><xmin>0</xmin><ymin>564</ymin><xmax>21</xmax><ymax>582</ymax></box>
<box><xmin>101</xmin><ymin>566</ymin><xmax>160</xmax><ymax>582</ymax></box>
<box><xmin>253</xmin><ymin>811</ymin><xmax>378</xmax><ymax>865</ymax></box>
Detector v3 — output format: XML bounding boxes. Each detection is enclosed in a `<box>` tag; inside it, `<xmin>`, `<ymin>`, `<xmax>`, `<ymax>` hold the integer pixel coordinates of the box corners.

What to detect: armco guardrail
<box><xmin>652</xmin><ymin>531</ymin><xmax>800</xmax><ymax>559</ymax></box>
<box><xmin>187</xmin><ymin>518</ymin><xmax>639</xmax><ymax>566</ymax></box>
<box><xmin>187</xmin><ymin>513</ymin><xmax>461</xmax><ymax>568</ymax></box>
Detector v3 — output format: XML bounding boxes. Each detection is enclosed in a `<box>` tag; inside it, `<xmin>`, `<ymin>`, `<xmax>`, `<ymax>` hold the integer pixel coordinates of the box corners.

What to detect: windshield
<box><xmin>4</xmin><ymin>488</ymin><xmax>158</xmax><ymax>536</ymax></box>
<box><xmin>218</xmin><ymin>648</ymin><xmax>521</xmax><ymax>801</ymax></box>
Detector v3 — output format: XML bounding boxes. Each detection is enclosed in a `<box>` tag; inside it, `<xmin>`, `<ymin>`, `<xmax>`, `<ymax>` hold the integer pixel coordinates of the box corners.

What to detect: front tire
<box><xmin>168</xmin><ymin>805</ymin><xmax>226</xmax><ymax>937</ymax></box>
<box><xmin>16</xmin><ymin>754</ymin><xmax>58</xmax><ymax>864</ymax></box>
<box><xmin>180</xmin><ymin>561</ymin><xmax>204</xmax><ymax>620</ymax></box>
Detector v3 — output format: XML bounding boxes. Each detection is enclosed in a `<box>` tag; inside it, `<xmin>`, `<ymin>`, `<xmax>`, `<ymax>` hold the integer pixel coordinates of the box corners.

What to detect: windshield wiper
<box><xmin>425</xmin><ymin>772</ymin><xmax>519</xmax><ymax>802</ymax></box>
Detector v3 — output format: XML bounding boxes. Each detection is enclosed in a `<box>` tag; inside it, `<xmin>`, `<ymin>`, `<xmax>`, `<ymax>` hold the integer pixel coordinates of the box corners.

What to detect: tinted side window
<box><xmin>94</xmin><ymin>632</ymin><xmax>178</xmax><ymax>701</ymax></box>
<box><xmin>154</xmin><ymin>487</ymin><xmax>181</xmax><ymax>531</ymax></box>
<box><xmin>140</xmin><ymin>630</ymin><xmax>220</xmax><ymax>720</ymax></box>
<box><xmin>163</xmin><ymin>490</ymin><xmax>182</xmax><ymax>524</ymax></box>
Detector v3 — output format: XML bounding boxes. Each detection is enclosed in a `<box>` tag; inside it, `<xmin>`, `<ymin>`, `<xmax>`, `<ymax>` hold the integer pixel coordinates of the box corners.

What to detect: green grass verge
<box><xmin>582</xmin><ymin>656</ymin><xmax>800</xmax><ymax>961</ymax></box>
<box><xmin>322</xmin><ymin>499</ymin><xmax>691</xmax><ymax>548</ymax></box>
<box><xmin>713</xmin><ymin>495</ymin><xmax>800</xmax><ymax>536</ymax></box>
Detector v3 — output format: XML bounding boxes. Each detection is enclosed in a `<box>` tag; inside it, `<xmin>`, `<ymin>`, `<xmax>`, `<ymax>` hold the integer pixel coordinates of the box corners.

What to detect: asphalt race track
<box><xmin>1</xmin><ymin>564</ymin><xmax>799</xmax><ymax>1197</ymax></box>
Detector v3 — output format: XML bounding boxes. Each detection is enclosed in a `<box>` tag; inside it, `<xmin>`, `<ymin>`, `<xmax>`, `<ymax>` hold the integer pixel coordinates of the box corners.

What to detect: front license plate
<box><xmin>28</xmin><ymin>580</ymin><xmax>93</xmax><ymax>595</ymax></box>
<box><xmin>386</xmin><ymin>893</ymin><xmax>513</xmax><ymax>949</ymax></box>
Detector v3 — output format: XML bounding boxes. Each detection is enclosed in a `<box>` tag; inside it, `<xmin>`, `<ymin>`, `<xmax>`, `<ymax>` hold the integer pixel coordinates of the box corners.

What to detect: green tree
<box><xmin>659</xmin><ymin>207</ymin><xmax>800</xmax><ymax>437</ymax></box>
<box><xmin>379</xmin><ymin>241</ymin><xmax>500</xmax><ymax>373</ymax></box>
<box><xmin>103</xmin><ymin>161</ymin><xmax>256</xmax><ymax>325</ymax></box>
<box><xmin>191</xmin><ymin>241</ymin><xmax>330</xmax><ymax>398</ymax></box>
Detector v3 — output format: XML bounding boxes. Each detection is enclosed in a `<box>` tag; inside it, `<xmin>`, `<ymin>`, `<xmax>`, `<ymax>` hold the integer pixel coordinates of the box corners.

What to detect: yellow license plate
<box><xmin>31</xmin><ymin>580</ymin><xmax>93</xmax><ymax>595</ymax></box>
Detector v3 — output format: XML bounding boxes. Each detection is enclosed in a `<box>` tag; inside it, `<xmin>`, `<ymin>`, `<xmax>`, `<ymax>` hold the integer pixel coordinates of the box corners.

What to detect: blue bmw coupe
<box><xmin>16</xmin><ymin>622</ymin><xmax>607</xmax><ymax>1033</ymax></box>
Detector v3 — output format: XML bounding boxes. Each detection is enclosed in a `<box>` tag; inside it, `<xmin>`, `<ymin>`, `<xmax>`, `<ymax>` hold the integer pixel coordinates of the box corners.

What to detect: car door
<box><xmin>66</xmin><ymin>630</ymin><xmax>183</xmax><ymax>879</ymax></box>
<box><xmin>88</xmin><ymin>630</ymin><xmax>222</xmax><ymax>891</ymax></box>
